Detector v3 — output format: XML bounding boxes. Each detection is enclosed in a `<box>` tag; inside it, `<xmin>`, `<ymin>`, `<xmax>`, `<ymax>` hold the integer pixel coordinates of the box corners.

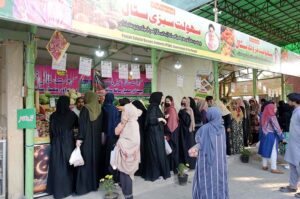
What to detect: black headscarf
<box><xmin>132</xmin><ymin>100</ymin><xmax>147</xmax><ymax>112</ymax></box>
<box><xmin>56</xmin><ymin>96</ymin><xmax>71</xmax><ymax>114</ymax></box>
<box><xmin>149</xmin><ymin>92</ymin><xmax>163</xmax><ymax>105</ymax></box>
<box><xmin>189</xmin><ymin>97</ymin><xmax>202</xmax><ymax>124</ymax></box>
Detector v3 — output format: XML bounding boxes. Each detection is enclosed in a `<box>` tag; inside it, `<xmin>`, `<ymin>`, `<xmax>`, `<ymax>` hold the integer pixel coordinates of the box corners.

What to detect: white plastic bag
<box><xmin>165</xmin><ymin>139</ymin><xmax>173</xmax><ymax>155</ymax></box>
<box><xmin>110</xmin><ymin>147</ymin><xmax>117</xmax><ymax>170</ymax></box>
<box><xmin>69</xmin><ymin>147</ymin><xmax>84</xmax><ymax>167</ymax></box>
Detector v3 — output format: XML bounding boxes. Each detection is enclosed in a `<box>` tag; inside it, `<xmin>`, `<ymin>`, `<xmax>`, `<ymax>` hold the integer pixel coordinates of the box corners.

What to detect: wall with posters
<box><xmin>158</xmin><ymin>55</ymin><xmax>213</xmax><ymax>108</ymax></box>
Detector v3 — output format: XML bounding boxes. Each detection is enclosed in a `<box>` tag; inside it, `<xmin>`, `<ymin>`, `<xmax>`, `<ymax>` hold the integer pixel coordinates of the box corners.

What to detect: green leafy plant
<box><xmin>177</xmin><ymin>163</ymin><xmax>189</xmax><ymax>177</ymax></box>
<box><xmin>241</xmin><ymin>148</ymin><xmax>251</xmax><ymax>156</ymax></box>
<box><xmin>100</xmin><ymin>175</ymin><xmax>115</xmax><ymax>196</ymax></box>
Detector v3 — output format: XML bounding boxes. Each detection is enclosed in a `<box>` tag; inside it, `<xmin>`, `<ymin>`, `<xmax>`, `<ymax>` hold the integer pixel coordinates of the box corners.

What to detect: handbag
<box><xmin>110</xmin><ymin>147</ymin><xmax>117</xmax><ymax>170</ymax></box>
<box><xmin>165</xmin><ymin>139</ymin><xmax>172</xmax><ymax>155</ymax></box>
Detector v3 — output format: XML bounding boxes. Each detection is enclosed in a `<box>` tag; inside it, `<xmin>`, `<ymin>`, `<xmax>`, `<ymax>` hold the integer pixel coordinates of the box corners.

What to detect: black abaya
<box><xmin>75</xmin><ymin>107</ymin><xmax>103</xmax><ymax>195</ymax></box>
<box><xmin>132</xmin><ymin>100</ymin><xmax>147</xmax><ymax>176</ymax></box>
<box><xmin>223</xmin><ymin>113</ymin><xmax>232</xmax><ymax>155</ymax></box>
<box><xmin>178</xmin><ymin>109</ymin><xmax>192</xmax><ymax>166</ymax></box>
<box><xmin>165</xmin><ymin>127</ymin><xmax>179</xmax><ymax>173</ymax></box>
<box><xmin>143</xmin><ymin>104</ymin><xmax>170</xmax><ymax>181</ymax></box>
<box><xmin>47</xmin><ymin>105</ymin><xmax>78</xmax><ymax>199</ymax></box>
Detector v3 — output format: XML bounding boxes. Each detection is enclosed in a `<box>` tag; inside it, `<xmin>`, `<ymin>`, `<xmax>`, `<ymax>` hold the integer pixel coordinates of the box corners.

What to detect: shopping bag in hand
<box><xmin>69</xmin><ymin>146</ymin><xmax>85</xmax><ymax>167</ymax></box>
<box><xmin>165</xmin><ymin>139</ymin><xmax>172</xmax><ymax>155</ymax></box>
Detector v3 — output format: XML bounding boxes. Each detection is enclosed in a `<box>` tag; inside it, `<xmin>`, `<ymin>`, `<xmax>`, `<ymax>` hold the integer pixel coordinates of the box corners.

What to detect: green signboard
<box><xmin>17</xmin><ymin>108</ymin><xmax>36</xmax><ymax>129</ymax></box>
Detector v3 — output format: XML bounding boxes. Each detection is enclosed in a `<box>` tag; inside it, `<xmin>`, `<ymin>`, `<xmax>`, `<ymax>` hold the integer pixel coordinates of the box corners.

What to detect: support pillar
<box><xmin>253</xmin><ymin>69</ymin><xmax>258</xmax><ymax>98</ymax></box>
<box><xmin>151</xmin><ymin>48</ymin><xmax>158</xmax><ymax>93</ymax></box>
<box><xmin>281</xmin><ymin>74</ymin><xmax>286</xmax><ymax>101</ymax></box>
<box><xmin>213</xmin><ymin>61</ymin><xmax>219</xmax><ymax>100</ymax></box>
<box><xmin>25</xmin><ymin>26</ymin><xmax>37</xmax><ymax>199</ymax></box>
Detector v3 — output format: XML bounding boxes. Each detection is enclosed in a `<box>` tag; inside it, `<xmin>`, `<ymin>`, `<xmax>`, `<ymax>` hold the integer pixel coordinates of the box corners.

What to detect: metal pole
<box><xmin>213</xmin><ymin>0</ymin><xmax>219</xmax><ymax>100</ymax></box>
<box><xmin>151</xmin><ymin>48</ymin><xmax>158</xmax><ymax>92</ymax></box>
<box><xmin>253</xmin><ymin>69</ymin><xmax>258</xmax><ymax>98</ymax></box>
<box><xmin>25</xmin><ymin>26</ymin><xmax>37</xmax><ymax>199</ymax></box>
<box><xmin>281</xmin><ymin>74</ymin><xmax>286</xmax><ymax>101</ymax></box>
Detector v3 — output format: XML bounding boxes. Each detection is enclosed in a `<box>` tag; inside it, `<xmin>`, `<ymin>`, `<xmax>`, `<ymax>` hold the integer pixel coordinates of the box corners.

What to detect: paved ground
<box><xmin>42</xmin><ymin>154</ymin><xmax>296</xmax><ymax>199</ymax></box>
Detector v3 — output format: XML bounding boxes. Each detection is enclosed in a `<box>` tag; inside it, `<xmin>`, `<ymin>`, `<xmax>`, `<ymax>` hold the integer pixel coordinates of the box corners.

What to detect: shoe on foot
<box><xmin>271</xmin><ymin>169</ymin><xmax>284</xmax><ymax>174</ymax></box>
<box><xmin>262</xmin><ymin>166</ymin><xmax>268</xmax><ymax>171</ymax></box>
<box><xmin>280</xmin><ymin>186</ymin><xmax>297</xmax><ymax>193</ymax></box>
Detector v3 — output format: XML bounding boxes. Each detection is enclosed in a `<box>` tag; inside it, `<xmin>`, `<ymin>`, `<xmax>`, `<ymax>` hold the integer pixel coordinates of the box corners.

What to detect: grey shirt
<box><xmin>285</xmin><ymin>106</ymin><xmax>300</xmax><ymax>166</ymax></box>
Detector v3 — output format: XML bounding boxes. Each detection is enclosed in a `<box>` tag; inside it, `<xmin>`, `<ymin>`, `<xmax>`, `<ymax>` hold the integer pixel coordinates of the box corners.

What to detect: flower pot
<box><xmin>178</xmin><ymin>174</ymin><xmax>188</xmax><ymax>185</ymax></box>
<box><xmin>104</xmin><ymin>192</ymin><xmax>119</xmax><ymax>199</ymax></box>
<box><xmin>240</xmin><ymin>155</ymin><xmax>250</xmax><ymax>163</ymax></box>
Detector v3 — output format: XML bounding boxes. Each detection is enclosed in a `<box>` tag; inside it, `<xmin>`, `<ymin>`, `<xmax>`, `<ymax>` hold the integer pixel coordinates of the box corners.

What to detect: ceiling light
<box><xmin>134</xmin><ymin>57</ymin><xmax>139</xmax><ymax>61</ymax></box>
<box><xmin>95</xmin><ymin>50</ymin><xmax>105</xmax><ymax>57</ymax></box>
<box><xmin>129</xmin><ymin>71</ymin><xmax>133</xmax><ymax>76</ymax></box>
<box><xmin>174</xmin><ymin>60</ymin><xmax>182</xmax><ymax>69</ymax></box>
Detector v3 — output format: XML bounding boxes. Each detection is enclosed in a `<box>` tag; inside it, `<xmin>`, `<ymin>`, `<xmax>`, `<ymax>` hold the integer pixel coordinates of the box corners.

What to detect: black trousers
<box><xmin>120</xmin><ymin>171</ymin><xmax>133</xmax><ymax>199</ymax></box>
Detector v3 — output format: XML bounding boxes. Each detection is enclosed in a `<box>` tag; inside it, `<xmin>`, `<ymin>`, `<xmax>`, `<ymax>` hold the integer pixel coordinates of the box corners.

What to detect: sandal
<box><xmin>271</xmin><ymin>169</ymin><xmax>284</xmax><ymax>174</ymax></box>
<box><xmin>295</xmin><ymin>193</ymin><xmax>300</xmax><ymax>198</ymax></box>
<box><xmin>279</xmin><ymin>186</ymin><xmax>297</xmax><ymax>193</ymax></box>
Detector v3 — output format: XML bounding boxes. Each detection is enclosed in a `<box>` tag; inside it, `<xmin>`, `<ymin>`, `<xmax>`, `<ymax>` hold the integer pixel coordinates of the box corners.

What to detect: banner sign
<box><xmin>17</xmin><ymin>108</ymin><xmax>36</xmax><ymax>129</ymax></box>
<box><xmin>35</xmin><ymin>65</ymin><xmax>92</xmax><ymax>95</ymax></box>
<box><xmin>281</xmin><ymin>49</ymin><xmax>300</xmax><ymax>76</ymax></box>
<box><xmin>1</xmin><ymin>0</ymin><xmax>299</xmax><ymax>75</ymax></box>
<box><xmin>104</xmin><ymin>71</ymin><xmax>151</xmax><ymax>96</ymax></box>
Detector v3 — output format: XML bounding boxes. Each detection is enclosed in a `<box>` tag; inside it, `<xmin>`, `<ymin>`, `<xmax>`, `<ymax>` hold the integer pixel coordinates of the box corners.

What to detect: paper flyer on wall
<box><xmin>145</xmin><ymin>64</ymin><xmax>153</xmax><ymax>79</ymax></box>
<box><xmin>118</xmin><ymin>63</ymin><xmax>128</xmax><ymax>79</ymax></box>
<box><xmin>131</xmin><ymin>64</ymin><xmax>140</xmax><ymax>79</ymax></box>
<box><xmin>79</xmin><ymin>56</ymin><xmax>92</xmax><ymax>76</ymax></box>
<box><xmin>52</xmin><ymin>53</ymin><xmax>67</xmax><ymax>71</ymax></box>
<box><xmin>101</xmin><ymin>61</ymin><xmax>112</xmax><ymax>78</ymax></box>
<box><xmin>177</xmin><ymin>74</ymin><xmax>184</xmax><ymax>88</ymax></box>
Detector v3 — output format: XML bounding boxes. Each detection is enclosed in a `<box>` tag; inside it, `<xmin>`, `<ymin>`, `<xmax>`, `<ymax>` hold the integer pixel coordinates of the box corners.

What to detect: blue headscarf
<box><xmin>103</xmin><ymin>93</ymin><xmax>120</xmax><ymax>137</ymax></box>
<box><xmin>195</xmin><ymin>107</ymin><xmax>224</xmax><ymax>165</ymax></box>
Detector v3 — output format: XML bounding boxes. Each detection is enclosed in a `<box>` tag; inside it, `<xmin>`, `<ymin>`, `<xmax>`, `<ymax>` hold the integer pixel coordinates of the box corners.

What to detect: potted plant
<box><xmin>240</xmin><ymin>148</ymin><xmax>251</xmax><ymax>163</ymax></box>
<box><xmin>100</xmin><ymin>175</ymin><xmax>119</xmax><ymax>199</ymax></box>
<box><xmin>177</xmin><ymin>163</ymin><xmax>189</xmax><ymax>185</ymax></box>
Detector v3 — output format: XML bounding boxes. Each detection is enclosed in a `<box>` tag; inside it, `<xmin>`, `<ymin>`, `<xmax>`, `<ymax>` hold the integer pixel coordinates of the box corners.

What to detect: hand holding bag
<box><xmin>165</xmin><ymin>139</ymin><xmax>173</xmax><ymax>155</ymax></box>
<box><xmin>69</xmin><ymin>146</ymin><xmax>85</xmax><ymax>167</ymax></box>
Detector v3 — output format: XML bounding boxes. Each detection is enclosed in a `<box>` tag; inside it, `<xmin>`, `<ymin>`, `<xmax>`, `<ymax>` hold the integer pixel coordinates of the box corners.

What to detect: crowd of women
<box><xmin>46</xmin><ymin>88</ymin><xmax>296</xmax><ymax>199</ymax></box>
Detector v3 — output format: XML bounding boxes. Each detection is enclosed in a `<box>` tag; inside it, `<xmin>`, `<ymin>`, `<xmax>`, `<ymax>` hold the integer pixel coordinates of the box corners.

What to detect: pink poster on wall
<box><xmin>103</xmin><ymin>71</ymin><xmax>151</xmax><ymax>96</ymax></box>
<box><xmin>35</xmin><ymin>65</ymin><xmax>92</xmax><ymax>95</ymax></box>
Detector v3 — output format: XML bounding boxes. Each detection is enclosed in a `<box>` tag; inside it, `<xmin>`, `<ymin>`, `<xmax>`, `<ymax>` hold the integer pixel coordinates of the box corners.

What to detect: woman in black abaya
<box><xmin>75</xmin><ymin>91</ymin><xmax>103</xmax><ymax>195</ymax></box>
<box><xmin>143</xmin><ymin>92</ymin><xmax>171</xmax><ymax>181</ymax></box>
<box><xmin>47</xmin><ymin>96</ymin><xmax>78</xmax><ymax>199</ymax></box>
<box><xmin>132</xmin><ymin>100</ymin><xmax>147</xmax><ymax>176</ymax></box>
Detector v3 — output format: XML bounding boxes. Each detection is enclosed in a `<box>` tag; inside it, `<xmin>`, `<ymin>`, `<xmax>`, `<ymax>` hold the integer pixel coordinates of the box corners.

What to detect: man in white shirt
<box><xmin>280</xmin><ymin>93</ymin><xmax>300</xmax><ymax>198</ymax></box>
<box><xmin>72</xmin><ymin>97</ymin><xmax>84</xmax><ymax>117</ymax></box>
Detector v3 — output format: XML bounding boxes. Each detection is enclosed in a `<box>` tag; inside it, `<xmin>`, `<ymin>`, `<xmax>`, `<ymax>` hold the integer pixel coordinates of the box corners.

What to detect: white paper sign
<box><xmin>79</xmin><ymin>57</ymin><xmax>92</xmax><ymax>76</ymax></box>
<box><xmin>131</xmin><ymin>64</ymin><xmax>140</xmax><ymax>79</ymax></box>
<box><xmin>177</xmin><ymin>74</ymin><xmax>184</xmax><ymax>88</ymax></box>
<box><xmin>145</xmin><ymin>64</ymin><xmax>153</xmax><ymax>79</ymax></box>
<box><xmin>268</xmin><ymin>89</ymin><xmax>272</xmax><ymax>97</ymax></box>
<box><xmin>231</xmin><ymin>83</ymin><xmax>236</xmax><ymax>93</ymax></box>
<box><xmin>243</xmin><ymin>85</ymin><xmax>248</xmax><ymax>93</ymax></box>
<box><xmin>263</xmin><ymin>86</ymin><xmax>267</xmax><ymax>93</ymax></box>
<box><xmin>52</xmin><ymin>53</ymin><xmax>67</xmax><ymax>71</ymax></box>
<box><xmin>101</xmin><ymin>61</ymin><xmax>112</xmax><ymax>78</ymax></box>
<box><xmin>195</xmin><ymin>77</ymin><xmax>201</xmax><ymax>89</ymax></box>
<box><xmin>258</xmin><ymin>82</ymin><xmax>262</xmax><ymax>90</ymax></box>
<box><xmin>118</xmin><ymin>63</ymin><xmax>128</xmax><ymax>79</ymax></box>
<box><xmin>50</xmin><ymin>98</ymin><xmax>56</xmax><ymax>108</ymax></box>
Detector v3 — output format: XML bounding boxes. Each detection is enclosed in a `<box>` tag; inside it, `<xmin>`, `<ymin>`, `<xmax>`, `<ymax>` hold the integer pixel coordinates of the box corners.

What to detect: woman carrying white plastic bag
<box><xmin>46</xmin><ymin>96</ymin><xmax>78</xmax><ymax>199</ymax></box>
<box><xmin>113</xmin><ymin>103</ymin><xmax>142</xmax><ymax>199</ymax></box>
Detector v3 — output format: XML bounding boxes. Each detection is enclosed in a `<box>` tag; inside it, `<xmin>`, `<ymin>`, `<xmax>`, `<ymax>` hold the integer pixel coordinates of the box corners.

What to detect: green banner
<box><xmin>17</xmin><ymin>108</ymin><xmax>36</xmax><ymax>129</ymax></box>
<box><xmin>0</xmin><ymin>0</ymin><xmax>299</xmax><ymax>76</ymax></box>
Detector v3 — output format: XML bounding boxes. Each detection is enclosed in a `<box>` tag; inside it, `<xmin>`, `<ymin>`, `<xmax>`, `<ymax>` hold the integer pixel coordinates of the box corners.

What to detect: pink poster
<box><xmin>35</xmin><ymin>65</ymin><xmax>92</xmax><ymax>95</ymax></box>
<box><xmin>103</xmin><ymin>71</ymin><xmax>151</xmax><ymax>96</ymax></box>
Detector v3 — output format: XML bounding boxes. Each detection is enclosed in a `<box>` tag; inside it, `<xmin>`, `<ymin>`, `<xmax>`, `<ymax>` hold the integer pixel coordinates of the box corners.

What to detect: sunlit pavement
<box><xmin>42</xmin><ymin>154</ymin><xmax>295</xmax><ymax>199</ymax></box>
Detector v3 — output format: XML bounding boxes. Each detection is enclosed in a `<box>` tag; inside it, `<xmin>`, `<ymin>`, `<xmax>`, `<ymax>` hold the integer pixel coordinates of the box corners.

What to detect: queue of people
<box><xmin>46</xmin><ymin>89</ymin><xmax>300</xmax><ymax>199</ymax></box>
